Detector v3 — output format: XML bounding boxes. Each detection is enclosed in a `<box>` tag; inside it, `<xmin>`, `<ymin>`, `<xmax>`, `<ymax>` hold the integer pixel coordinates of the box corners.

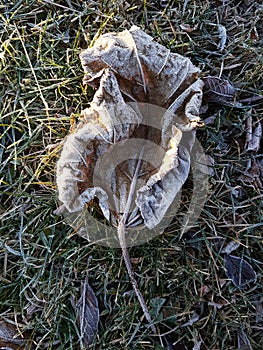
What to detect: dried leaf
<box><xmin>77</xmin><ymin>283</ymin><xmax>99</xmax><ymax>349</ymax></box>
<box><xmin>203</xmin><ymin>76</ymin><xmax>236</xmax><ymax>105</ymax></box>
<box><xmin>56</xmin><ymin>26</ymin><xmax>205</xmax><ymax>246</ymax></box>
<box><xmin>224</xmin><ymin>254</ymin><xmax>257</xmax><ymax>289</ymax></box>
<box><xmin>130</xmin><ymin>257</ymin><xmax>143</xmax><ymax>264</ymax></box>
<box><xmin>0</xmin><ymin>321</ymin><xmax>32</xmax><ymax>349</ymax></box>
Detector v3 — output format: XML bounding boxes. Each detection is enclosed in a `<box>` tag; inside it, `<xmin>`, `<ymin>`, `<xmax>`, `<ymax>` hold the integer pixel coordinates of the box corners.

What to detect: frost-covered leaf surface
<box><xmin>224</xmin><ymin>254</ymin><xmax>257</xmax><ymax>289</ymax></box>
<box><xmin>203</xmin><ymin>76</ymin><xmax>236</xmax><ymax>105</ymax></box>
<box><xmin>56</xmin><ymin>26</ymin><xmax>204</xmax><ymax>244</ymax></box>
<box><xmin>77</xmin><ymin>283</ymin><xmax>99</xmax><ymax>349</ymax></box>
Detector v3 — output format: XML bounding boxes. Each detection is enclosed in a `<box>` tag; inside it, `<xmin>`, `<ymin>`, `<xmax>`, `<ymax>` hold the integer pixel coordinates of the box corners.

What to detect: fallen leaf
<box><xmin>56</xmin><ymin>26</ymin><xmax>205</xmax><ymax>246</ymax></box>
<box><xmin>77</xmin><ymin>283</ymin><xmax>99</xmax><ymax>349</ymax></box>
<box><xmin>56</xmin><ymin>26</ymin><xmax>206</xmax><ymax>342</ymax></box>
<box><xmin>249</xmin><ymin>27</ymin><xmax>259</xmax><ymax>41</ymax></box>
<box><xmin>224</xmin><ymin>254</ymin><xmax>257</xmax><ymax>289</ymax></box>
<box><xmin>0</xmin><ymin>321</ymin><xmax>33</xmax><ymax>349</ymax></box>
<box><xmin>203</xmin><ymin>76</ymin><xmax>236</xmax><ymax>106</ymax></box>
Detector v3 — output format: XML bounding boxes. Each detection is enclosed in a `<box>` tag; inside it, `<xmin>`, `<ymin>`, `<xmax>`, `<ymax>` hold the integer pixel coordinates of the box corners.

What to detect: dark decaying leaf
<box><xmin>203</xmin><ymin>76</ymin><xmax>236</xmax><ymax>106</ymax></box>
<box><xmin>224</xmin><ymin>254</ymin><xmax>257</xmax><ymax>289</ymax></box>
<box><xmin>238</xmin><ymin>159</ymin><xmax>262</xmax><ymax>188</ymax></box>
<box><xmin>0</xmin><ymin>321</ymin><xmax>33</xmax><ymax>349</ymax></box>
<box><xmin>237</xmin><ymin>327</ymin><xmax>252</xmax><ymax>350</ymax></box>
<box><xmin>77</xmin><ymin>283</ymin><xmax>99</xmax><ymax>349</ymax></box>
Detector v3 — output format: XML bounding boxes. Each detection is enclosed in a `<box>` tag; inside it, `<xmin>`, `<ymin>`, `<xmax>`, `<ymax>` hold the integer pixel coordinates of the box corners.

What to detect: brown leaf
<box><xmin>56</xmin><ymin>26</ymin><xmax>205</xmax><ymax>246</ymax></box>
<box><xmin>224</xmin><ymin>254</ymin><xmax>257</xmax><ymax>289</ymax></box>
<box><xmin>0</xmin><ymin>321</ymin><xmax>33</xmax><ymax>349</ymax></box>
<box><xmin>77</xmin><ymin>283</ymin><xmax>99</xmax><ymax>349</ymax></box>
<box><xmin>203</xmin><ymin>76</ymin><xmax>236</xmax><ymax>105</ymax></box>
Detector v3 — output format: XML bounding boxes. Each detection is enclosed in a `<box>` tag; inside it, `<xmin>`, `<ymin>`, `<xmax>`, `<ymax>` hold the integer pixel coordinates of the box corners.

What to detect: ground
<box><xmin>0</xmin><ymin>1</ymin><xmax>262</xmax><ymax>349</ymax></box>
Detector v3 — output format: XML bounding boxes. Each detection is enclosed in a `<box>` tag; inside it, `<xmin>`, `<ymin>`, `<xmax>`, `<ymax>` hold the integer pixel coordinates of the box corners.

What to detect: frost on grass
<box><xmin>56</xmin><ymin>26</ymin><xmax>204</xmax><ymax>237</ymax></box>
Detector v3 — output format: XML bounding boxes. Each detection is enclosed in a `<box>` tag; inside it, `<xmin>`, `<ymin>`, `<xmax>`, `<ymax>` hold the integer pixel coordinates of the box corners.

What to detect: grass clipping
<box><xmin>56</xmin><ymin>25</ymin><xmax>204</xmax><ymax>231</ymax></box>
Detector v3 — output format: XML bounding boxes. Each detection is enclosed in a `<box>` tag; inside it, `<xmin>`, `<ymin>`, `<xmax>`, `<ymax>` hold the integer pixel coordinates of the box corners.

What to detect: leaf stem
<box><xmin>117</xmin><ymin>220</ymin><xmax>156</xmax><ymax>334</ymax></box>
